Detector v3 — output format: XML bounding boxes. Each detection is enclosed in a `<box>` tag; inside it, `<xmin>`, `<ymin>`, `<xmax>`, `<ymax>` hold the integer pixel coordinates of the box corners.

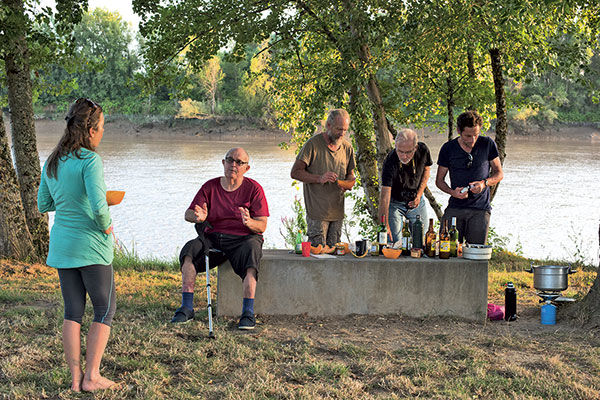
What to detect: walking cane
<box><xmin>195</xmin><ymin>221</ymin><xmax>216</xmax><ymax>339</ymax></box>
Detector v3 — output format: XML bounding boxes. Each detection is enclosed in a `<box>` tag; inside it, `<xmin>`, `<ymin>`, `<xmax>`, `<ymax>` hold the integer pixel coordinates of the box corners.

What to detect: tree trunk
<box><xmin>446</xmin><ymin>75</ymin><xmax>455</xmax><ymax>141</ymax></box>
<box><xmin>359</xmin><ymin>45</ymin><xmax>394</xmax><ymax>168</ymax></box>
<box><xmin>348</xmin><ymin>85</ymin><xmax>379</xmax><ymax>219</ymax></box>
<box><xmin>489</xmin><ymin>48</ymin><xmax>507</xmax><ymax>203</ymax></box>
<box><xmin>564</xmin><ymin>220</ymin><xmax>600</xmax><ymax>328</ymax></box>
<box><xmin>467</xmin><ymin>49</ymin><xmax>476</xmax><ymax>80</ymax></box>
<box><xmin>4</xmin><ymin>0</ymin><xmax>49</xmax><ymax>260</ymax></box>
<box><xmin>341</xmin><ymin>1</ymin><xmax>393</xmax><ymax>172</ymax></box>
<box><xmin>0</xmin><ymin>109</ymin><xmax>36</xmax><ymax>260</ymax></box>
<box><xmin>211</xmin><ymin>89</ymin><xmax>216</xmax><ymax>114</ymax></box>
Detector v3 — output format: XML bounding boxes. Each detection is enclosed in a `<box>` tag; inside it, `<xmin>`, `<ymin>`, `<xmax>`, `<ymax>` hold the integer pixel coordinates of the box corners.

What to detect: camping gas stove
<box><xmin>536</xmin><ymin>291</ymin><xmax>576</xmax><ymax>304</ymax></box>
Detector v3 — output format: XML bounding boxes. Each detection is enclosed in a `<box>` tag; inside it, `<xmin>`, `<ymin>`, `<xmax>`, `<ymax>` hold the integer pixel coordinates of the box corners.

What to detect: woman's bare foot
<box><xmin>71</xmin><ymin>369</ymin><xmax>84</xmax><ymax>391</ymax></box>
<box><xmin>81</xmin><ymin>376</ymin><xmax>118</xmax><ymax>392</ymax></box>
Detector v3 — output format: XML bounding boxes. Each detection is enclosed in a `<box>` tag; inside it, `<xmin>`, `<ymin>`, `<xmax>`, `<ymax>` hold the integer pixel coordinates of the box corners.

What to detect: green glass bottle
<box><xmin>295</xmin><ymin>230</ymin><xmax>303</xmax><ymax>254</ymax></box>
<box><xmin>412</xmin><ymin>215</ymin><xmax>423</xmax><ymax>250</ymax></box>
<box><xmin>401</xmin><ymin>219</ymin><xmax>411</xmax><ymax>256</ymax></box>
<box><xmin>449</xmin><ymin>216</ymin><xmax>458</xmax><ymax>257</ymax></box>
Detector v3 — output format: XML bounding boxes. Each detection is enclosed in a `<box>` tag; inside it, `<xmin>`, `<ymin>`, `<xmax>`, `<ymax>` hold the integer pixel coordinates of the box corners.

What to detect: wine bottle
<box><xmin>439</xmin><ymin>220</ymin><xmax>450</xmax><ymax>259</ymax></box>
<box><xmin>412</xmin><ymin>215</ymin><xmax>423</xmax><ymax>250</ymax></box>
<box><xmin>449</xmin><ymin>216</ymin><xmax>458</xmax><ymax>257</ymax></box>
<box><xmin>378</xmin><ymin>215</ymin><xmax>387</xmax><ymax>255</ymax></box>
<box><xmin>401</xmin><ymin>219</ymin><xmax>411</xmax><ymax>256</ymax></box>
<box><xmin>425</xmin><ymin>218</ymin><xmax>436</xmax><ymax>257</ymax></box>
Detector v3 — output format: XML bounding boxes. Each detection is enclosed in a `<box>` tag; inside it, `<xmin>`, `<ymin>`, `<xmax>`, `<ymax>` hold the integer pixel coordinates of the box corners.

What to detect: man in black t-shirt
<box><xmin>379</xmin><ymin>129</ymin><xmax>432</xmax><ymax>243</ymax></box>
<box><xmin>435</xmin><ymin>110</ymin><xmax>504</xmax><ymax>244</ymax></box>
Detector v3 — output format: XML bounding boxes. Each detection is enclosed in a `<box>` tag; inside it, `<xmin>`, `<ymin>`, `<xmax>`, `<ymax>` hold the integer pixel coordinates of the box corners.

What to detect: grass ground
<box><xmin>0</xmin><ymin>253</ymin><xmax>598</xmax><ymax>399</ymax></box>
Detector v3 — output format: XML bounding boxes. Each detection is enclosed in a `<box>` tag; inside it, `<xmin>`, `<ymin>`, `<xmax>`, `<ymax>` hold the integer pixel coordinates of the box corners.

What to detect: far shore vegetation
<box><xmin>10</xmin><ymin>8</ymin><xmax>599</xmax><ymax>135</ymax></box>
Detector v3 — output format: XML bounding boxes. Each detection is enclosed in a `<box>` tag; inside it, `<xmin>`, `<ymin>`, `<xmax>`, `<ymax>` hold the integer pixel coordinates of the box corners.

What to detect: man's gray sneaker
<box><xmin>171</xmin><ymin>306</ymin><xmax>194</xmax><ymax>323</ymax></box>
<box><xmin>238</xmin><ymin>311</ymin><xmax>255</xmax><ymax>330</ymax></box>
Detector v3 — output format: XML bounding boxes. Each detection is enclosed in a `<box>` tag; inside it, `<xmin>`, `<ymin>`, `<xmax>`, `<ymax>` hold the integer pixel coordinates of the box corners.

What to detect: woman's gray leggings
<box><xmin>57</xmin><ymin>264</ymin><xmax>116</xmax><ymax>326</ymax></box>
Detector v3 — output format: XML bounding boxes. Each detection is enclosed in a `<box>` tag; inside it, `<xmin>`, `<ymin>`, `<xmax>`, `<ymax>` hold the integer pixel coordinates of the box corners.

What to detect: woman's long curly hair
<box><xmin>46</xmin><ymin>98</ymin><xmax>103</xmax><ymax>179</ymax></box>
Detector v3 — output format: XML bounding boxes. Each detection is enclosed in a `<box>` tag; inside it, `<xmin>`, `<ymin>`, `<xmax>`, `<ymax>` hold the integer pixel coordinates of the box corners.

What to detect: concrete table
<box><xmin>217</xmin><ymin>249</ymin><xmax>488</xmax><ymax>321</ymax></box>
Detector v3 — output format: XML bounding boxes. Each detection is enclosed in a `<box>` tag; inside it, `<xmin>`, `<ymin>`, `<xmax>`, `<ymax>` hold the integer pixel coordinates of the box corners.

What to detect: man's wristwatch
<box><xmin>484</xmin><ymin>178</ymin><xmax>489</xmax><ymax>187</ymax></box>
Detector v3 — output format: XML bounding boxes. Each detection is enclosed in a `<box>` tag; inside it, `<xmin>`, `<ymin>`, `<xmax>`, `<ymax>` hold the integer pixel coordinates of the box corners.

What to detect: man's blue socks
<box><xmin>182</xmin><ymin>292</ymin><xmax>194</xmax><ymax>310</ymax></box>
<box><xmin>242</xmin><ymin>298</ymin><xmax>254</xmax><ymax>315</ymax></box>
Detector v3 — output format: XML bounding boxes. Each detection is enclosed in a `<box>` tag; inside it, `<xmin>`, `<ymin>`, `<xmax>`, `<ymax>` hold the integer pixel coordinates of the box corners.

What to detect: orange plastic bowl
<box><xmin>106</xmin><ymin>190</ymin><xmax>125</xmax><ymax>206</ymax></box>
<box><xmin>382</xmin><ymin>248</ymin><xmax>402</xmax><ymax>259</ymax></box>
<box><xmin>337</xmin><ymin>179</ymin><xmax>356</xmax><ymax>190</ymax></box>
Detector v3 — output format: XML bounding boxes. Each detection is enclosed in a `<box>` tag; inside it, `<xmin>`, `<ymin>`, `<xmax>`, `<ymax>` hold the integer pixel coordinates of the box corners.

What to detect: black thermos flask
<box><xmin>504</xmin><ymin>282</ymin><xmax>517</xmax><ymax>321</ymax></box>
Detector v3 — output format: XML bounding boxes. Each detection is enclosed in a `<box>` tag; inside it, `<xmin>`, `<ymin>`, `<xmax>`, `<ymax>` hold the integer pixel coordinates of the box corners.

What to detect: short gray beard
<box><xmin>327</xmin><ymin>131</ymin><xmax>341</xmax><ymax>145</ymax></box>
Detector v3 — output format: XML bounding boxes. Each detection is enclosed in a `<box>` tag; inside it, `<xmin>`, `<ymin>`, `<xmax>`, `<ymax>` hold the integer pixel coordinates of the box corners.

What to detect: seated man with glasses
<box><xmin>378</xmin><ymin>128</ymin><xmax>432</xmax><ymax>242</ymax></box>
<box><xmin>171</xmin><ymin>148</ymin><xmax>269</xmax><ymax>330</ymax></box>
<box><xmin>435</xmin><ymin>110</ymin><xmax>504</xmax><ymax>244</ymax></box>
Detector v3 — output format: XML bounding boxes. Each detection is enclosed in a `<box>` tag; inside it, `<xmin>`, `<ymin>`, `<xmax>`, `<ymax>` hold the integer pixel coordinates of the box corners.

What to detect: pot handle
<box><xmin>568</xmin><ymin>265</ymin><xmax>578</xmax><ymax>274</ymax></box>
<box><xmin>525</xmin><ymin>262</ymin><xmax>534</xmax><ymax>273</ymax></box>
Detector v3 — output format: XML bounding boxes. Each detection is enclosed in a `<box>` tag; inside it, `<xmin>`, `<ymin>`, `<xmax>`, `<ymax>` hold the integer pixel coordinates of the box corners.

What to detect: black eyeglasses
<box><xmin>466</xmin><ymin>153</ymin><xmax>473</xmax><ymax>169</ymax></box>
<box><xmin>224</xmin><ymin>156</ymin><xmax>248</xmax><ymax>166</ymax></box>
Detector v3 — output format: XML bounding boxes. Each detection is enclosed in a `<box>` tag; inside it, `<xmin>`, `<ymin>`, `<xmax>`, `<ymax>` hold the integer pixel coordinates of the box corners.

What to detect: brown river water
<box><xmin>33</xmin><ymin>124</ymin><xmax>600</xmax><ymax>265</ymax></box>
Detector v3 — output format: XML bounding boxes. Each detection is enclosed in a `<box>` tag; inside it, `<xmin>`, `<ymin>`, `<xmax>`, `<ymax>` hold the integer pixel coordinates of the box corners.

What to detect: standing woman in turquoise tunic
<box><xmin>38</xmin><ymin>98</ymin><xmax>118</xmax><ymax>392</ymax></box>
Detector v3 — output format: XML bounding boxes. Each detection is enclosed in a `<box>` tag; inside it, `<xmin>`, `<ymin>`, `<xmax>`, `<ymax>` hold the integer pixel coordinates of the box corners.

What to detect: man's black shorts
<box><xmin>179</xmin><ymin>232</ymin><xmax>263</xmax><ymax>280</ymax></box>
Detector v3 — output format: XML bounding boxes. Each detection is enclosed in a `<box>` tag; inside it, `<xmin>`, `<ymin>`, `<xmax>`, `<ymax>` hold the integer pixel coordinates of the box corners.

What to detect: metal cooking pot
<box><xmin>525</xmin><ymin>264</ymin><xmax>577</xmax><ymax>292</ymax></box>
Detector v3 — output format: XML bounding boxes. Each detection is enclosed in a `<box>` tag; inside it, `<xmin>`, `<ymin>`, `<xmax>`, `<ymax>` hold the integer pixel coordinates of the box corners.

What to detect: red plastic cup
<box><xmin>301</xmin><ymin>241</ymin><xmax>310</xmax><ymax>257</ymax></box>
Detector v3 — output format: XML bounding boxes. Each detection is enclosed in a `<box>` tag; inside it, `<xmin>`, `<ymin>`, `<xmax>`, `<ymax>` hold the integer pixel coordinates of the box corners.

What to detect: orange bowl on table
<box><xmin>382</xmin><ymin>248</ymin><xmax>402</xmax><ymax>259</ymax></box>
<box><xmin>337</xmin><ymin>179</ymin><xmax>356</xmax><ymax>190</ymax></box>
<box><xmin>106</xmin><ymin>190</ymin><xmax>125</xmax><ymax>206</ymax></box>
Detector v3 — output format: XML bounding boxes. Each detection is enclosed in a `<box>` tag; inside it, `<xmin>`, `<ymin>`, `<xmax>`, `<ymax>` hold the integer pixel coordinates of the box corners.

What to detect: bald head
<box><xmin>225</xmin><ymin>147</ymin><xmax>249</xmax><ymax>163</ymax></box>
<box><xmin>222</xmin><ymin>147</ymin><xmax>250</xmax><ymax>181</ymax></box>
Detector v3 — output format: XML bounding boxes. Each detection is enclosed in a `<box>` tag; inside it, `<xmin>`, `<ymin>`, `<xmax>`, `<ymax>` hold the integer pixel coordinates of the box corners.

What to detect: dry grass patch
<box><xmin>1</xmin><ymin>259</ymin><xmax>599</xmax><ymax>399</ymax></box>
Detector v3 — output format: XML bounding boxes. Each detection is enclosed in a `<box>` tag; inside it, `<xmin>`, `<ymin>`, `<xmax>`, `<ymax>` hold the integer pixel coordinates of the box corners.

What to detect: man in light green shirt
<box><xmin>290</xmin><ymin>109</ymin><xmax>356</xmax><ymax>247</ymax></box>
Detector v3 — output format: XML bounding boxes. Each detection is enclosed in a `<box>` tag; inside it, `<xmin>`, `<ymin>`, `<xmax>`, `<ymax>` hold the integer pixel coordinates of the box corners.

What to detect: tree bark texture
<box><xmin>4</xmin><ymin>0</ymin><xmax>49</xmax><ymax>260</ymax></box>
<box><xmin>446</xmin><ymin>75</ymin><xmax>455</xmax><ymax>141</ymax></box>
<box><xmin>348</xmin><ymin>85</ymin><xmax>379</xmax><ymax>219</ymax></box>
<box><xmin>341</xmin><ymin>1</ymin><xmax>393</xmax><ymax>174</ymax></box>
<box><xmin>565</xmin><ymin>220</ymin><xmax>600</xmax><ymax>328</ymax></box>
<box><xmin>424</xmin><ymin>188</ymin><xmax>443</xmax><ymax>221</ymax></box>
<box><xmin>489</xmin><ymin>48</ymin><xmax>507</xmax><ymax>202</ymax></box>
<box><xmin>358</xmin><ymin>44</ymin><xmax>395</xmax><ymax>169</ymax></box>
<box><xmin>0</xmin><ymin>109</ymin><xmax>35</xmax><ymax>259</ymax></box>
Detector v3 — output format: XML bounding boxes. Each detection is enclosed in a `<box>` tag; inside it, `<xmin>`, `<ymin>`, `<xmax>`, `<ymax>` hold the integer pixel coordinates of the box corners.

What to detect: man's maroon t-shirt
<box><xmin>188</xmin><ymin>177</ymin><xmax>269</xmax><ymax>236</ymax></box>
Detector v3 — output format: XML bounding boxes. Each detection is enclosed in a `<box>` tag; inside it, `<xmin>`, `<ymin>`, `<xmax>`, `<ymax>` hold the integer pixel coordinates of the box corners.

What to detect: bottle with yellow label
<box><xmin>439</xmin><ymin>220</ymin><xmax>451</xmax><ymax>259</ymax></box>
